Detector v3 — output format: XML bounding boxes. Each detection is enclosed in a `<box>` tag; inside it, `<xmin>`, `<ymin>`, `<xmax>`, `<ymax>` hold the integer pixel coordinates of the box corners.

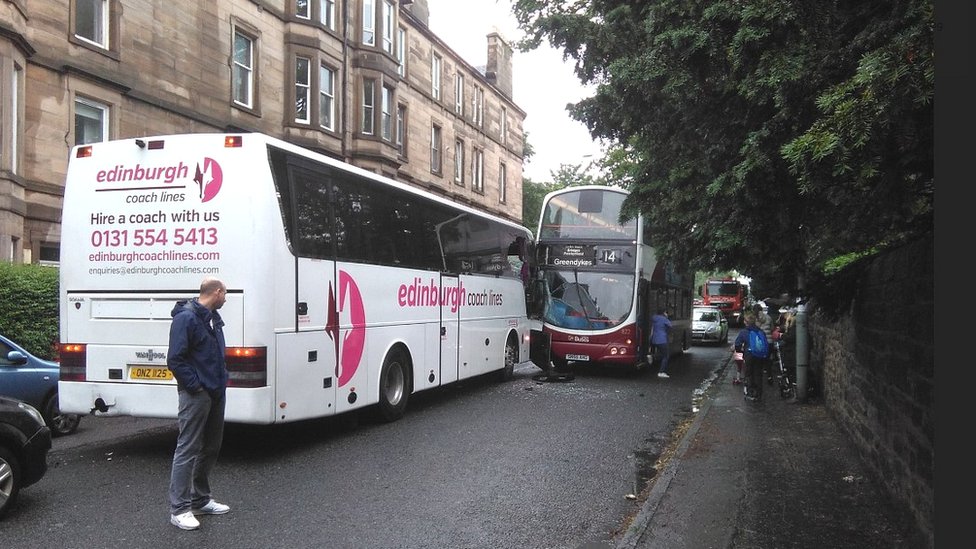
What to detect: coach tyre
<box><xmin>377</xmin><ymin>346</ymin><xmax>410</xmax><ymax>422</ymax></box>
<box><xmin>499</xmin><ymin>334</ymin><xmax>518</xmax><ymax>382</ymax></box>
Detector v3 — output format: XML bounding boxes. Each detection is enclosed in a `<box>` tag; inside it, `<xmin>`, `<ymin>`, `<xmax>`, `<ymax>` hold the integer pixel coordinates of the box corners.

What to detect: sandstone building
<box><xmin>0</xmin><ymin>0</ymin><xmax>525</xmax><ymax>263</ymax></box>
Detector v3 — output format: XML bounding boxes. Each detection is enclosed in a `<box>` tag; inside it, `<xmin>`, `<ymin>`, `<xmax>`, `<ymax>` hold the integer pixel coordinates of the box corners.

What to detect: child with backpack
<box><xmin>733</xmin><ymin>310</ymin><xmax>771</xmax><ymax>401</ymax></box>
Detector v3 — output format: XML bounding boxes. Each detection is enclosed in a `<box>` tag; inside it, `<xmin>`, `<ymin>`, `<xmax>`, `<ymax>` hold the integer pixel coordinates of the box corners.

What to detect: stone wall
<box><xmin>808</xmin><ymin>234</ymin><xmax>934</xmax><ymax>548</ymax></box>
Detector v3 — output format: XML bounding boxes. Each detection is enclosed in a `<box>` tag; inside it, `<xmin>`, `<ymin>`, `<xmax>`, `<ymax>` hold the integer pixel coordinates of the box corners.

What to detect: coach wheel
<box><xmin>499</xmin><ymin>335</ymin><xmax>518</xmax><ymax>382</ymax></box>
<box><xmin>376</xmin><ymin>347</ymin><xmax>410</xmax><ymax>422</ymax></box>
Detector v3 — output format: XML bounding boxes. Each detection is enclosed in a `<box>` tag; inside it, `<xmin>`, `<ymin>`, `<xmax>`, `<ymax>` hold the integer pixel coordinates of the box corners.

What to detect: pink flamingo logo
<box><xmin>193</xmin><ymin>157</ymin><xmax>223</xmax><ymax>203</ymax></box>
<box><xmin>326</xmin><ymin>271</ymin><xmax>366</xmax><ymax>387</ymax></box>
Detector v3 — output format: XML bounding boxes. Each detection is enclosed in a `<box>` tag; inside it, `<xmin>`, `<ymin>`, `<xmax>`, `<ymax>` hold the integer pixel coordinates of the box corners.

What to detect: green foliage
<box><xmin>522</xmin><ymin>131</ymin><xmax>536</xmax><ymax>162</ymax></box>
<box><xmin>0</xmin><ymin>263</ymin><xmax>60</xmax><ymax>359</ymax></box>
<box><xmin>822</xmin><ymin>247</ymin><xmax>880</xmax><ymax>275</ymax></box>
<box><xmin>513</xmin><ymin>0</ymin><xmax>933</xmax><ymax>302</ymax></box>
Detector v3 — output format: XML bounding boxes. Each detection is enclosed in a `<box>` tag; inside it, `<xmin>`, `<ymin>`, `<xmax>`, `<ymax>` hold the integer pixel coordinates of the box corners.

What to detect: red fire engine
<box><xmin>700</xmin><ymin>277</ymin><xmax>749</xmax><ymax>326</ymax></box>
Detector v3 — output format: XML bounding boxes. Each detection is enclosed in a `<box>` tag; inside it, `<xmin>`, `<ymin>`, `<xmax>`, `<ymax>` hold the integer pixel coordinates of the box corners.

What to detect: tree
<box><xmin>513</xmin><ymin>0</ymin><xmax>933</xmax><ymax>296</ymax></box>
<box><xmin>521</xmin><ymin>176</ymin><xmax>549</xmax><ymax>235</ymax></box>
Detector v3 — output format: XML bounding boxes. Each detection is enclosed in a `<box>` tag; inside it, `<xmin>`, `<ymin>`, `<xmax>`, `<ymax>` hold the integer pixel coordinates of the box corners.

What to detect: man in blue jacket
<box><xmin>167</xmin><ymin>277</ymin><xmax>230</xmax><ymax>530</ymax></box>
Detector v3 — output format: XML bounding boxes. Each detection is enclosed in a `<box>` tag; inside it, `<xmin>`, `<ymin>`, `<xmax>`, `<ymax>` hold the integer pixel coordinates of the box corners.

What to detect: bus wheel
<box><xmin>376</xmin><ymin>347</ymin><xmax>410</xmax><ymax>422</ymax></box>
<box><xmin>499</xmin><ymin>335</ymin><xmax>518</xmax><ymax>382</ymax></box>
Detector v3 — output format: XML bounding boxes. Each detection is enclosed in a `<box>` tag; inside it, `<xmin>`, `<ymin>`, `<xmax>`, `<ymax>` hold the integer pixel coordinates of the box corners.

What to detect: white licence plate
<box><xmin>565</xmin><ymin>354</ymin><xmax>589</xmax><ymax>361</ymax></box>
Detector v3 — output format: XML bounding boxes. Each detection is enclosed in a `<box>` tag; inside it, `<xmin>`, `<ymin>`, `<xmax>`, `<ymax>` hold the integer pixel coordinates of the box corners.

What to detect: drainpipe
<box><xmin>341</xmin><ymin>0</ymin><xmax>350</xmax><ymax>161</ymax></box>
<box><xmin>794</xmin><ymin>273</ymin><xmax>809</xmax><ymax>402</ymax></box>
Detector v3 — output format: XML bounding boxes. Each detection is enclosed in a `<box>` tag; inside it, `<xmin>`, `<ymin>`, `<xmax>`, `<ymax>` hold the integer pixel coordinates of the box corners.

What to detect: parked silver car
<box><xmin>691</xmin><ymin>306</ymin><xmax>729</xmax><ymax>345</ymax></box>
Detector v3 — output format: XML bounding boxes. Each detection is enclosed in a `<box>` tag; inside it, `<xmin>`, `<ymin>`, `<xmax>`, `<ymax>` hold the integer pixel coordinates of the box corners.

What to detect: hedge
<box><xmin>0</xmin><ymin>262</ymin><xmax>59</xmax><ymax>360</ymax></box>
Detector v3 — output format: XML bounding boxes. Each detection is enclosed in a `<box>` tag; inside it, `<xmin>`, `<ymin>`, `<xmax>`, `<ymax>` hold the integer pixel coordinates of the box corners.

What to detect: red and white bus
<box><xmin>533</xmin><ymin>186</ymin><xmax>692</xmax><ymax>370</ymax></box>
<box><xmin>58</xmin><ymin>133</ymin><xmax>535</xmax><ymax>424</ymax></box>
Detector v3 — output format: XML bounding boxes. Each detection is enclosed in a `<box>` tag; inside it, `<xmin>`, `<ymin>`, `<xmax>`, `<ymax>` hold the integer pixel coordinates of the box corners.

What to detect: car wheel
<box><xmin>375</xmin><ymin>347</ymin><xmax>410</xmax><ymax>423</ymax></box>
<box><xmin>0</xmin><ymin>445</ymin><xmax>21</xmax><ymax>518</ymax></box>
<box><xmin>44</xmin><ymin>394</ymin><xmax>81</xmax><ymax>437</ymax></box>
<box><xmin>499</xmin><ymin>335</ymin><xmax>518</xmax><ymax>382</ymax></box>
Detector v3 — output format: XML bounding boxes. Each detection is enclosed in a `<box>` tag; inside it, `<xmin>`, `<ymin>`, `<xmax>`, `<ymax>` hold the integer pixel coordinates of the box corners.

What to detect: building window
<box><xmin>75</xmin><ymin>97</ymin><xmax>109</xmax><ymax>145</ymax></box>
<box><xmin>298</xmin><ymin>0</ymin><xmax>335</xmax><ymax>29</ymax></box>
<box><xmin>381</xmin><ymin>85</ymin><xmax>393</xmax><ymax>141</ymax></box>
<box><xmin>431</xmin><ymin>53</ymin><xmax>441</xmax><ymax>101</ymax></box>
<box><xmin>472</xmin><ymin>85</ymin><xmax>484</xmax><ymax>127</ymax></box>
<box><xmin>397</xmin><ymin>27</ymin><xmax>406</xmax><ymax>76</ymax></box>
<box><xmin>499</xmin><ymin>162</ymin><xmax>507</xmax><ymax>203</ymax></box>
<box><xmin>501</xmin><ymin>106</ymin><xmax>508</xmax><ymax>145</ymax></box>
<box><xmin>396</xmin><ymin>104</ymin><xmax>407</xmax><ymax>157</ymax></box>
<box><xmin>431</xmin><ymin>124</ymin><xmax>442</xmax><ymax>174</ymax></box>
<box><xmin>319</xmin><ymin>64</ymin><xmax>336</xmax><ymax>130</ymax></box>
<box><xmin>454</xmin><ymin>139</ymin><xmax>465</xmax><ymax>185</ymax></box>
<box><xmin>11</xmin><ymin>64</ymin><xmax>21</xmax><ymax>174</ymax></box>
<box><xmin>295</xmin><ymin>56</ymin><xmax>311</xmax><ymax>123</ymax></box>
<box><xmin>7</xmin><ymin>236</ymin><xmax>18</xmax><ymax>262</ymax></box>
<box><xmin>75</xmin><ymin>0</ymin><xmax>108</xmax><ymax>48</ymax></box>
<box><xmin>362</xmin><ymin>78</ymin><xmax>375</xmax><ymax>135</ymax></box>
<box><xmin>321</xmin><ymin>0</ymin><xmax>336</xmax><ymax>30</ymax></box>
<box><xmin>362</xmin><ymin>0</ymin><xmax>375</xmax><ymax>46</ymax></box>
<box><xmin>472</xmin><ymin>148</ymin><xmax>484</xmax><ymax>192</ymax></box>
<box><xmin>233</xmin><ymin>29</ymin><xmax>255</xmax><ymax>108</ymax></box>
<box><xmin>382</xmin><ymin>1</ymin><xmax>395</xmax><ymax>54</ymax></box>
<box><xmin>455</xmin><ymin>73</ymin><xmax>464</xmax><ymax>116</ymax></box>
<box><xmin>39</xmin><ymin>244</ymin><xmax>60</xmax><ymax>265</ymax></box>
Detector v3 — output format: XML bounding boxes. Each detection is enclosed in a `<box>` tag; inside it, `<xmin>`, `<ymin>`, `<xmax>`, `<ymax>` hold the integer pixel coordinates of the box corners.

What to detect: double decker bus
<box><xmin>58</xmin><ymin>133</ymin><xmax>535</xmax><ymax>424</ymax></box>
<box><xmin>533</xmin><ymin>186</ymin><xmax>692</xmax><ymax>370</ymax></box>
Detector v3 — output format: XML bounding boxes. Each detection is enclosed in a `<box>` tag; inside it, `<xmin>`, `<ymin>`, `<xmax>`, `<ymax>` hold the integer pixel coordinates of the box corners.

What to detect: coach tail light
<box><xmin>58</xmin><ymin>343</ymin><xmax>88</xmax><ymax>381</ymax></box>
<box><xmin>226</xmin><ymin>346</ymin><xmax>267</xmax><ymax>388</ymax></box>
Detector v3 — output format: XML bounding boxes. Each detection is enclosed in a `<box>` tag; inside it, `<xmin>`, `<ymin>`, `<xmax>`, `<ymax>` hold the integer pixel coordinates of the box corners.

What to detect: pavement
<box><xmin>616</xmin><ymin>356</ymin><xmax>922</xmax><ymax>549</ymax></box>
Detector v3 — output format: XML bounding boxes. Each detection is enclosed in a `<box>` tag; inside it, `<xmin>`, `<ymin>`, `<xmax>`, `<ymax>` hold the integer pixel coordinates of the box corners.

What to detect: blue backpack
<box><xmin>747</xmin><ymin>327</ymin><xmax>770</xmax><ymax>359</ymax></box>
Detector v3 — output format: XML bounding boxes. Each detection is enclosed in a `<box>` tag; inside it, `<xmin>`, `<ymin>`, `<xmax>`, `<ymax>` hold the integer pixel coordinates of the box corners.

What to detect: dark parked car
<box><xmin>0</xmin><ymin>395</ymin><xmax>52</xmax><ymax>518</ymax></box>
<box><xmin>0</xmin><ymin>333</ymin><xmax>81</xmax><ymax>436</ymax></box>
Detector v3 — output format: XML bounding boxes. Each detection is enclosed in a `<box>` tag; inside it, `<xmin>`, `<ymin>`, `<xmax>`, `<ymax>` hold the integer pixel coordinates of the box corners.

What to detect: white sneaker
<box><xmin>192</xmin><ymin>499</ymin><xmax>230</xmax><ymax>515</ymax></box>
<box><xmin>170</xmin><ymin>511</ymin><xmax>200</xmax><ymax>530</ymax></box>
<box><xmin>657</xmin><ymin>372</ymin><xmax>670</xmax><ymax>379</ymax></box>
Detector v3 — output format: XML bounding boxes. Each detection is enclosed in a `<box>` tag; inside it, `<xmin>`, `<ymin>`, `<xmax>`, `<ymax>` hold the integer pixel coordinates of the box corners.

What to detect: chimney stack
<box><xmin>486</xmin><ymin>32</ymin><xmax>513</xmax><ymax>99</ymax></box>
<box><xmin>402</xmin><ymin>0</ymin><xmax>429</xmax><ymax>27</ymax></box>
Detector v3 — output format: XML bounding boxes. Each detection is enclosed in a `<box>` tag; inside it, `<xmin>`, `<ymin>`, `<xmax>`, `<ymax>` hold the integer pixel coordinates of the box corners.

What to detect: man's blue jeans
<box><xmin>169</xmin><ymin>387</ymin><xmax>225</xmax><ymax>515</ymax></box>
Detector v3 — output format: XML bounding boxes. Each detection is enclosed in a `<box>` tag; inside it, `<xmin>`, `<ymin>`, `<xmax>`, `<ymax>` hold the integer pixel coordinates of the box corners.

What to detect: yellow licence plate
<box><xmin>129</xmin><ymin>366</ymin><xmax>174</xmax><ymax>380</ymax></box>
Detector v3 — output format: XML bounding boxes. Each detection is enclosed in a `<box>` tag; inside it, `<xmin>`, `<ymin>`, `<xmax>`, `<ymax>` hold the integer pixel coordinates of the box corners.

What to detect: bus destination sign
<box><xmin>549</xmin><ymin>244</ymin><xmax>597</xmax><ymax>267</ymax></box>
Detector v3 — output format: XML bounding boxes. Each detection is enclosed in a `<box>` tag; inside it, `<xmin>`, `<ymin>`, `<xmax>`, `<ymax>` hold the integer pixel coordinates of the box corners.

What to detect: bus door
<box><xmin>637</xmin><ymin>279</ymin><xmax>651</xmax><ymax>364</ymax></box>
<box><xmin>440</xmin><ymin>274</ymin><xmax>460</xmax><ymax>384</ymax></box>
<box><xmin>274</xmin><ymin>258</ymin><xmax>338</xmax><ymax>422</ymax></box>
